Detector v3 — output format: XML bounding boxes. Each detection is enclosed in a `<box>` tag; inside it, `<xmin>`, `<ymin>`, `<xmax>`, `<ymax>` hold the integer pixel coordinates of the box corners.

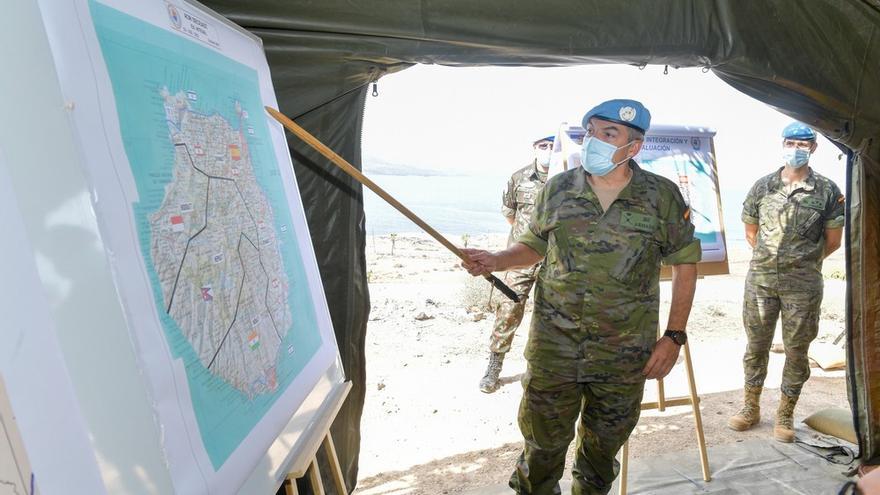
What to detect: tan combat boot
<box><xmin>774</xmin><ymin>393</ymin><xmax>799</xmax><ymax>443</ymax></box>
<box><xmin>728</xmin><ymin>385</ymin><xmax>762</xmax><ymax>431</ymax></box>
<box><xmin>479</xmin><ymin>352</ymin><xmax>505</xmax><ymax>394</ymax></box>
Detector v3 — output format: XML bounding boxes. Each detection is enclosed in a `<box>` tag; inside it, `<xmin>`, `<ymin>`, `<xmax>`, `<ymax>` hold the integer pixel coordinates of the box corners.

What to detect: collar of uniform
<box><xmin>802</xmin><ymin>168</ymin><xmax>817</xmax><ymax>191</ymax></box>
<box><xmin>531</xmin><ymin>160</ymin><xmax>548</xmax><ymax>181</ymax></box>
<box><xmin>576</xmin><ymin>160</ymin><xmax>643</xmax><ymax>203</ymax></box>
<box><xmin>770</xmin><ymin>166</ymin><xmax>817</xmax><ymax>192</ymax></box>
<box><xmin>614</xmin><ymin>161</ymin><xmax>646</xmax><ymax>203</ymax></box>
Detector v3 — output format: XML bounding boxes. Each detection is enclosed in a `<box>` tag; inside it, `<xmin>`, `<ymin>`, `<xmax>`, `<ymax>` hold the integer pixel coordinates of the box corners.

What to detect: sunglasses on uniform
<box><xmin>783</xmin><ymin>140</ymin><xmax>813</xmax><ymax>150</ymax></box>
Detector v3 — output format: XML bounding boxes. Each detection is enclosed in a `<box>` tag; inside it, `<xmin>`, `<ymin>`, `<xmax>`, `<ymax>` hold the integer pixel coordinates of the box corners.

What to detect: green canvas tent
<box><xmin>201</xmin><ymin>0</ymin><xmax>880</xmax><ymax>490</ymax></box>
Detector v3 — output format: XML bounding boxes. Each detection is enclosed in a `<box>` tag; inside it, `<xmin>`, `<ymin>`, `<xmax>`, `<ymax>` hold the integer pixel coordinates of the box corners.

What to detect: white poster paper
<box><xmin>36</xmin><ymin>1</ymin><xmax>340</xmax><ymax>492</ymax></box>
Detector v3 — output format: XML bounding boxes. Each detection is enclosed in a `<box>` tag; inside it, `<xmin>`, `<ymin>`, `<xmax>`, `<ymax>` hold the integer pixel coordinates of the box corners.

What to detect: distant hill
<box><xmin>362</xmin><ymin>157</ymin><xmax>458</xmax><ymax>176</ymax></box>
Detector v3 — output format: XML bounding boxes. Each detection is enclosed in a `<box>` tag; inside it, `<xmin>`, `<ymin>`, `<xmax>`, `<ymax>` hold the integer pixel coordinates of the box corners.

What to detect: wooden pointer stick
<box><xmin>265</xmin><ymin>106</ymin><xmax>521</xmax><ymax>303</ymax></box>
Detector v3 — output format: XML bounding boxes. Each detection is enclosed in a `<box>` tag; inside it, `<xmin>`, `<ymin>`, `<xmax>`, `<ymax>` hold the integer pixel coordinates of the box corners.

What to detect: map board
<box><xmin>551</xmin><ymin>123</ymin><xmax>729</xmax><ymax>275</ymax></box>
<box><xmin>0</xmin><ymin>1</ymin><xmax>345</xmax><ymax>493</ymax></box>
<box><xmin>0</xmin><ymin>377</ymin><xmax>36</xmax><ymax>495</ymax></box>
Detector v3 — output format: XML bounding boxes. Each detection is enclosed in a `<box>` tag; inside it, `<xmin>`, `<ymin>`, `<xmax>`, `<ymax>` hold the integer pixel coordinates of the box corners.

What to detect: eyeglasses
<box><xmin>783</xmin><ymin>140</ymin><xmax>813</xmax><ymax>150</ymax></box>
<box><xmin>535</xmin><ymin>142</ymin><xmax>553</xmax><ymax>150</ymax></box>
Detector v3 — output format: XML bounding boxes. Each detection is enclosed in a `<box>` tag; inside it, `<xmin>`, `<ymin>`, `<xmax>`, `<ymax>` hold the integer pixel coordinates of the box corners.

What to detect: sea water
<box><xmin>363</xmin><ymin>174</ymin><xmax>511</xmax><ymax>235</ymax></box>
<box><xmin>363</xmin><ymin>173</ymin><xmax>747</xmax><ymax>242</ymax></box>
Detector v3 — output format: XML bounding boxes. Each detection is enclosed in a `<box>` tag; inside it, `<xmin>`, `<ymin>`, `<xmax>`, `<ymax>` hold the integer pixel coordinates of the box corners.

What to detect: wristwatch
<box><xmin>663</xmin><ymin>330</ymin><xmax>687</xmax><ymax>346</ymax></box>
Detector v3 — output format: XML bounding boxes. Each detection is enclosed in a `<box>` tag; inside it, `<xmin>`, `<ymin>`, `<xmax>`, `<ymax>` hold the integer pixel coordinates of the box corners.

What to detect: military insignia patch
<box><xmin>799</xmin><ymin>196</ymin><xmax>825</xmax><ymax>210</ymax></box>
<box><xmin>619</xmin><ymin>106</ymin><xmax>637</xmax><ymax>122</ymax></box>
<box><xmin>621</xmin><ymin>211</ymin><xmax>657</xmax><ymax>232</ymax></box>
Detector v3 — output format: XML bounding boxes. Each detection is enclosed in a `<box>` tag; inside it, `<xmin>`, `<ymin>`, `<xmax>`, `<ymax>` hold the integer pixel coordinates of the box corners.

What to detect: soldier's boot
<box><xmin>773</xmin><ymin>393</ymin><xmax>799</xmax><ymax>443</ymax></box>
<box><xmin>479</xmin><ymin>352</ymin><xmax>505</xmax><ymax>394</ymax></box>
<box><xmin>728</xmin><ymin>385</ymin><xmax>762</xmax><ymax>431</ymax></box>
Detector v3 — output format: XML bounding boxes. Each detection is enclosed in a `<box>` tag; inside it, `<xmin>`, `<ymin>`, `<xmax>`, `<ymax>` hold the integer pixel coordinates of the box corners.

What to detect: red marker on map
<box><xmin>170</xmin><ymin>215</ymin><xmax>184</xmax><ymax>232</ymax></box>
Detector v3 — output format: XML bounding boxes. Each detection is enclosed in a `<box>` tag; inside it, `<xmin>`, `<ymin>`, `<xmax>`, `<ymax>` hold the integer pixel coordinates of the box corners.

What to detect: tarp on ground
<box><xmin>199</xmin><ymin>1</ymin><xmax>880</xmax><ymax>491</ymax></box>
<box><xmin>464</xmin><ymin>434</ymin><xmax>856</xmax><ymax>494</ymax></box>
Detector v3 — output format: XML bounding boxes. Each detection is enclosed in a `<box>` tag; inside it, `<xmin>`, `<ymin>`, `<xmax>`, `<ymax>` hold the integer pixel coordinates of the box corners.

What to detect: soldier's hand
<box><xmin>460</xmin><ymin>248</ymin><xmax>497</xmax><ymax>276</ymax></box>
<box><xmin>642</xmin><ymin>337</ymin><xmax>682</xmax><ymax>380</ymax></box>
<box><xmin>858</xmin><ymin>465</ymin><xmax>880</xmax><ymax>494</ymax></box>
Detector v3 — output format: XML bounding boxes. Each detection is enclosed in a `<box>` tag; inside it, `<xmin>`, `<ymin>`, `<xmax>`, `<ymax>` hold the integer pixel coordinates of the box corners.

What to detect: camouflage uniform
<box><xmin>741</xmin><ymin>167</ymin><xmax>845</xmax><ymax>397</ymax></box>
<box><xmin>512</xmin><ymin>162</ymin><xmax>701</xmax><ymax>494</ymax></box>
<box><xmin>491</xmin><ymin>162</ymin><xmax>547</xmax><ymax>353</ymax></box>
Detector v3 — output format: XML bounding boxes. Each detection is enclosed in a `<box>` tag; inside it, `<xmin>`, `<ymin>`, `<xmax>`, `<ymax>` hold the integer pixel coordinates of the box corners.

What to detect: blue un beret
<box><xmin>582</xmin><ymin>99</ymin><xmax>651</xmax><ymax>134</ymax></box>
<box><xmin>533</xmin><ymin>135</ymin><xmax>555</xmax><ymax>145</ymax></box>
<box><xmin>782</xmin><ymin>122</ymin><xmax>817</xmax><ymax>141</ymax></box>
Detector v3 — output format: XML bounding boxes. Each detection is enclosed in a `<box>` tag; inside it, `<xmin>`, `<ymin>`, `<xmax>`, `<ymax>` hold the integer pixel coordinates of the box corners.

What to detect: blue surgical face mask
<box><xmin>783</xmin><ymin>148</ymin><xmax>810</xmax><ymax>168</ymax></box>
<box><xmin>580</xmin><ymin>137</ymin><xmax>634</xmax><ymax>176</ymax></box>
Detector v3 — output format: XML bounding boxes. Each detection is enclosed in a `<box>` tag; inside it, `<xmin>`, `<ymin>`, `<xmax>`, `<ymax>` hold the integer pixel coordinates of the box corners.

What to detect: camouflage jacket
<box><xmin>518</xmin><ymin>162</ymin><xmax>701</xmax><ymax>383</ymax></box>
<box><xmin>502</xmin><ymin>161</ymin><xmax>547</xmax><ymax>247</ymax></box>
<box><xmin>742</xmin><ymin>167</ymin><xmax>845</xmax><ymax>290</ymax></box>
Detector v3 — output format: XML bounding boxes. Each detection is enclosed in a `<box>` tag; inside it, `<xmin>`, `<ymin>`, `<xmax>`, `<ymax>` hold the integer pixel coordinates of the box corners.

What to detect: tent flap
<box><xmin>849</xmin><ymin>146</ymin><xmax>880</xmax><ymax>464</ymax></box>
<box><xmin>281</xmin><ymin>87</ymin><xmax>371</xmax><ymax>491</ymax></box>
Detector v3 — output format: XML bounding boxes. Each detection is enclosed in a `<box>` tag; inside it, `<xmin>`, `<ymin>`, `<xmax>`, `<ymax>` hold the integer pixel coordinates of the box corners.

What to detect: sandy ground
<box><xmin>353</xmin><ymin>233</ymin><xmax>849</xmax><ymax>494</ymax></box>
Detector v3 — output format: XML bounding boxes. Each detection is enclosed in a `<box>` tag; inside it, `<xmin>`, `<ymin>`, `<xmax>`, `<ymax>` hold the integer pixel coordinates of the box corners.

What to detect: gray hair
<box><xmin>627</xmin><ymin>127</ymin><xmax>645</xmax><ymax>142</ymax></box>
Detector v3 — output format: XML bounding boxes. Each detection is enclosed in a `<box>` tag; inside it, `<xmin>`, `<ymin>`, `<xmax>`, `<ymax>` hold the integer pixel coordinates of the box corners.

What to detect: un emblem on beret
<box><xmin>619</xmin><ymin>106</ymin><xmax>637</xmax><ymax>122</ymax></box>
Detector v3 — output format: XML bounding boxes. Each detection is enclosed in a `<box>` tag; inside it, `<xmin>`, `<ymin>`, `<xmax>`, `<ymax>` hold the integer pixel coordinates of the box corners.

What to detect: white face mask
<box><xmin>535</xmin><ymin>148</ymin><xmax>552</xmax><ymax>168</ymax></box>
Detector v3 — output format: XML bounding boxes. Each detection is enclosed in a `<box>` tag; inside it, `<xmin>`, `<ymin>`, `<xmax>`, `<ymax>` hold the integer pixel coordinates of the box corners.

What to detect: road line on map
<box><xmin>207</xmin><ymin>234</ymin><xmax>247</xmax><ymax>370</ymax></box>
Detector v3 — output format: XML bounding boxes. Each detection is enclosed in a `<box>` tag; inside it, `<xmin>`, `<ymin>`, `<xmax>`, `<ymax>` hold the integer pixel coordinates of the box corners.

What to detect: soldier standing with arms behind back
<box><xmin>463</xmin><ymin>99</ymin><xmax>700</xmax><ymax>494</ymax></box>
<box><xmin>480</xmin><ymin>135</ymin><xmax>554</xmax><ymax>394</ymax></box>
<box><xmin>728</xmin><ymin>122</ymin><xmax>845</xmax><ymax>443</ymax></box>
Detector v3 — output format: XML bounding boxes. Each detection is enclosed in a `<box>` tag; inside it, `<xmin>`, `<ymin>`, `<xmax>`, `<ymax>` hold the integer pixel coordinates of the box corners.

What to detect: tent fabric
<box><xmin>283</xmin><ymin>88</ymin><xmax>371</xmax><ymax>492</ymax></box>
<box><xmin>200</xmin><ymin>0</ymin><xmax>880</xmax><ymax>489</ymax></box>
<box><xmin>850</xmin><ymin>149</ymin><xmax>880</xmax><ymax>463</ymax></box>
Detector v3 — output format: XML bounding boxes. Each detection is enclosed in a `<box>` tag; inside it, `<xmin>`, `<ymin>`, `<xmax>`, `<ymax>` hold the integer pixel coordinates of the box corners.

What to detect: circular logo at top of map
<box><xmin>619</xmin><ymin>106</ymin><xmax>637</xmax><ymax>122</ymax></box>
<box><xmin>168</xmin><ymin>4</ymin><xmax>182</xmax><ymax>29</ymax></box>
<box><xmin>691</xmin><ymin>136</ymin><xmax>702</xmax><ymax>150</ymax></box>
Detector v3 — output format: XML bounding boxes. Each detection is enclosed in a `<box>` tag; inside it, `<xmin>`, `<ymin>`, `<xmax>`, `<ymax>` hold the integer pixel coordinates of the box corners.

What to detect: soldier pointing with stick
<box><xmin>462</xmin><ymin>99</ymin><xmax>700</xmax><ymax>494</ymax></box>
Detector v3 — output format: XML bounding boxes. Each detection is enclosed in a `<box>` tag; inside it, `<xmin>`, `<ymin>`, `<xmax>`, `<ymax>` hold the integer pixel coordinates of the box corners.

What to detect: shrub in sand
<box><xmin>389</xmin><ymin>233</ymin><xmax>398</xmax><ymax>257</ymax></box>
<box><xmin>460</xmin><ymin>274</ymin><xmax>498</xmax><ymax>313</ymax></box>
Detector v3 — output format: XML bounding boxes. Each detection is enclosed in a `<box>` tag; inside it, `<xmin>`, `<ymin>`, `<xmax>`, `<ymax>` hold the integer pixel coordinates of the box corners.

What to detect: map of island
<box><xmin>150</xmin><ymin>89</ymin><xmax>292</xmax><ymax>398</ymax></box>
<box><xmin>90</xmin><ymin>0</ymin><xmax>326</xmax><ymax>474</ymax></box>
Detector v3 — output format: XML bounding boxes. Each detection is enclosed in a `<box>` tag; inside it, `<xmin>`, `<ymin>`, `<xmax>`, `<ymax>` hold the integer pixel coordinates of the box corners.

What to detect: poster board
<box><xmin>1</xmin><ymin>1</ymin><xmax>345</xmax><ymax>494</ymax></box>
<box><xmin>552</xmin><ymin>123</ymin><xmax>730</xmax><ymax>277</ymax></box>
<box><xmin>0</xmin><ymin>377</ymin><xmax>37</xmax><ymax>495</ymax></box>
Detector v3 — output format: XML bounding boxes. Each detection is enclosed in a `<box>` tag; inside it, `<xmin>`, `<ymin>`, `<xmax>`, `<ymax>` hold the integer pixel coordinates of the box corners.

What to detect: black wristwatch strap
<box><xmin>663</xmin><ymin>330</ymin><xmax>687</xmax><ymax>345</ymax></box>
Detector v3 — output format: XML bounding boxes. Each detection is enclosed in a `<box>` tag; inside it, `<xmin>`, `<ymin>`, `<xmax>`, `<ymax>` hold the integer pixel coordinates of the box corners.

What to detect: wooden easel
<box><xmin>618</xmin><ymin>339</ymin><xmax>711</xmax><ymax>495</ymax></box>
<box><xmin>283</xmin><ymin>382</ymin><xmax>352</xmax><ymax>495</ymax></box>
